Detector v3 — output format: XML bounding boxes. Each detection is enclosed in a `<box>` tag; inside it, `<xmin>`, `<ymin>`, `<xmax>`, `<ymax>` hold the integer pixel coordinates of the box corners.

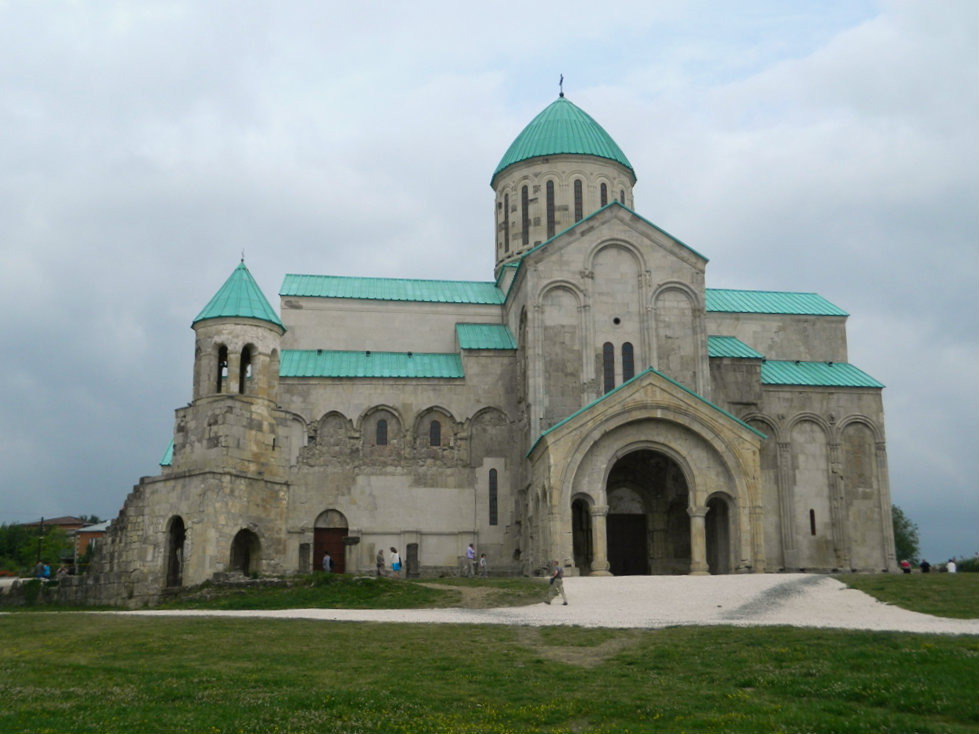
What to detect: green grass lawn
<box><xmin>834</xmin><ymin>572</ymin><xmax>978</xmax><ymax>619</ymax></box>
<box><xmin>2</xmin><ymin>573</ymin><xmax>976</xmax><ymax>733</ymax></box>
<box><xmin>1</xmin><ymin>615</ymin><xmax>976</xmax><ymax>733</ymax></box>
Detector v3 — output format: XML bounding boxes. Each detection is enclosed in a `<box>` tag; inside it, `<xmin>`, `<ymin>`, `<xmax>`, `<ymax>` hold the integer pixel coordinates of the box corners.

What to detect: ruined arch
<box><xmin>230</xmin><ymin>528</ymin><xmax>260</xmax><ymax>575</ymax></box>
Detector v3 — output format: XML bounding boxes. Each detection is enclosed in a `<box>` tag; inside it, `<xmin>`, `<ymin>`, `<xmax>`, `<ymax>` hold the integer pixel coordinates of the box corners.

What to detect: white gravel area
<box><xmin>115</xmin><ymin>574</ymin><xmax>977</xmax><ymax>635</ymax></box>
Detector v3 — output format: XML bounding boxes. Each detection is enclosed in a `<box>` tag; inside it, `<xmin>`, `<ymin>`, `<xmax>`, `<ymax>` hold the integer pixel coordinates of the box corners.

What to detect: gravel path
<box><xmin>117</xmin><ymin>574</ymin><xmax>978</xmax><ymax>635</ymax></box>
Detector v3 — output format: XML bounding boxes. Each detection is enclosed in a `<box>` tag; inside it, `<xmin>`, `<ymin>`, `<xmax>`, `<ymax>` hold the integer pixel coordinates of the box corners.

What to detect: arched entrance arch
<box><xmin>314</xmin><ymin>509</ymin><xmax>348</xmax><ymax>574</ymax></box>
<box><xmin>605</xmin><ymin>449</ymin><xmax>691</xmax><ymax>575</ymax></box>
<box><xmin>230</xmin><ymin>529</ymin><xmax>260</xmax><ymax>575</ymax></box>
<box><xmin>165</xmin><ymin>516</ymin><xmax>185</xmax><ymax>588</ymax></box>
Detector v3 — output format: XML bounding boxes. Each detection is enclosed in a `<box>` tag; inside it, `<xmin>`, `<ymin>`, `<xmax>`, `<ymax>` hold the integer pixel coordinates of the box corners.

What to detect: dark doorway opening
<box><xmin>606</xmin><ymin>449</ymin><xmax>690</xmax><ymax>575</ymax></box>
<box><xmin>705</xmin><ymin>496</ymin><xmax>732</xmax><ymax>574</ymax></box>
<box><xmin>165</xmin><ymin>516</ymin><xmax>185</xmax><ymax>588</ymax></box>
<box><xmin>314</xmin><ymin>509</ymin><xmax>349</xmax><ymax>574</ymax></box>
<box><xmin>571</xmin><ymin>499</ymin><xmax>593</xmax><ymax>573</ymax></box>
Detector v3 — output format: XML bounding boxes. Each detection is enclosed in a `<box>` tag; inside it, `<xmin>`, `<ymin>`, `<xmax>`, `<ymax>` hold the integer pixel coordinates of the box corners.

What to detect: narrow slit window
<box><xmin>603</xmin><ymin>342</ymin><xmax>615</xmax><ymax>394</ymax></box>
<box><xmin>622</xmin><ymin>342</ymin><xmax>634</xmax><ymax>382</ymax></box>
<box><xmin>546</xmin><ymin>180</ymin><xmax>555</xmax><ymax>239</ymax></box>
<box><xmin>600</xmin><ymin>183</ymin><xmax>608</xmax><ymax>207</ymax></box>
<box><xmin>574</xmin><ymin>179</ymin><xmax>583</xmax><ymax>222</ymax></box>
<box><xmin>503</xmin><ymin>193</ymin><xmax>510</xmax><ymax>253</ymax></box>
<box><xmin>376</xmin><ymin>419</ymin><xmax>388</xmax><ymax>446</ymax></box>
<box><xmin>809</xmin><ymin>509</ymin><xmax>816</xmax><ymax>536</ymax></box>
<box><xmin>429</xmin><ymin>420</ymin><xmax>441</xmax><ymax>447</ymax></box>
<box><xmin>521</xmin><ymin>186</ymin><xmax>529</xmax><ymax>246</ymax></box>
<box><xmin>489</xmin><ymin>469</ymin><xmax>498</xmax><ymax>526</ymax></box>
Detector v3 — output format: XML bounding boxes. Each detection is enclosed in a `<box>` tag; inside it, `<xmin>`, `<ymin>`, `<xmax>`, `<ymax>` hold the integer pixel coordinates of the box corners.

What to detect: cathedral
<box><xmin>93</xmin><ymin>94</ymin><xmax>897</xmax><ymax>604</ymax></box>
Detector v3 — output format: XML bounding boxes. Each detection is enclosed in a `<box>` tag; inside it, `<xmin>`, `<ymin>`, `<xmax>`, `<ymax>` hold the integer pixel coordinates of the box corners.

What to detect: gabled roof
<box><xmin>705</xmin><ymin>289</ymin><xmax>847</xmax><ymax>316</ymax></box>
<box><xmin>492</xmin><ymin>96</ymin><xmax>635</xmax><ymax>186</ymax></box>
<box><xmin>761</xmin><ymin>361</ymin><xmax>883</xmax><ymax>388</ymax></box>
<box><xmin>280</xmin><ymin>350</ymin><xmax>464</xmax><ymax>379</ymax></box>
<box><xmin>456</xmin><ymin>323</ymin><xmax>517</xmax><ymax>350</ymax></box>
<box><xmin>529</xmin><ymin>366</ymin><xmax>766</xmax><ymax>455</ymax></box>
<box><xmin>518</xmin><ymin>200</ymin><xmax>708</xmax><ymax>264</ymax></box>
<box><xmin>280</xmin><ymin>274</ymin><xmax>505</xmax><ymax>305</ymax></box>
<box><xmin>707</xmin><ymin>336</ymin><xmax>765</xmax><ymax>359</ymax></box>
<box><xmin>193</xmin><ymin>261</ymin><xmax>284</xmax><ymax>328</ymax></box>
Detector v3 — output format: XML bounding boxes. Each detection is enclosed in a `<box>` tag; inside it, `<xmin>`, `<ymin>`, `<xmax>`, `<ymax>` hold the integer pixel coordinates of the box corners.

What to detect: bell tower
<box><xmin>171</xmin><ymin>260</ymin><xmax>287</xmax><ymax>478</ymax></box>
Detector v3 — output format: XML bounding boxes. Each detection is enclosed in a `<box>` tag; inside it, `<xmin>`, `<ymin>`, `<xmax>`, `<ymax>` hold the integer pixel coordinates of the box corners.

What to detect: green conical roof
<box><xmin>491</xmin><ymin>96</ymin><xmax>635</xmax><ymax>186</ymax></box>
<box><xmin>193</xmin><ymin>261</ymin><xmax>284</xmax><ymax>329</ymax></box>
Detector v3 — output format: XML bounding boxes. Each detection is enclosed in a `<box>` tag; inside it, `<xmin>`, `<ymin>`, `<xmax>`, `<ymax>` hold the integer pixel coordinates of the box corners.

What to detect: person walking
<box><xmin>464</xmin><ymin>543</ymin><xmax>476</xmax><ymax>577</ymax></box>
<box><xmin>322</xmin><ymin>552</ymin><xmax>333</xmax><ymax>573</ymax></box>
<box><xmin>544</xmin><ymin>560</ymin><xmax>567</xmax><ymax>605</ymax></box>
<box><xmin>390</xmin><ymin>547</ymin><xmax>402</xmax><ymax>578</ymax></box>
<box><xmin>479</xmin><ymin>553</ymin><xmax>488</xmax><ymax>578</ymax></box>
<box><xmin>376</xmin><ymin>548</ymin><xmax>385</xmax><ymax>577</ymax></box>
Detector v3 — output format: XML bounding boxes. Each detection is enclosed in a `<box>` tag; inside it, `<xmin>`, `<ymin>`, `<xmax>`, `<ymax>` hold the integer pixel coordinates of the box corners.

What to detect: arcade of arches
<box><xmin>572</xmin><ymin>450</ymin><xmax>734</xmax><ymax>576</ymax></box>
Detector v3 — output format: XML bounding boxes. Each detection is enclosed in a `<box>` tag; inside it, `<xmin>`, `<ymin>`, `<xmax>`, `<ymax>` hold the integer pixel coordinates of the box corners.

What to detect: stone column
<box><xmin>589</xmin><ymin>504</ymin><xmax>611</xmax><ymax>576</ymax></box>
<box><xmin>776</xmin><ymin>440</ymin><xmax>799</xmax><ymax>569</ymax></box>
<box><xmin>688</xmin><ymin>505</ymin><xmax>709</xmax><ymax>575</ymax></box>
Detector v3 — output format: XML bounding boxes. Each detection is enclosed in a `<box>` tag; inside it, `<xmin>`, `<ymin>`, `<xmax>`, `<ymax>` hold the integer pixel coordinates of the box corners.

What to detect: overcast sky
<box><xmin>1</xmin><ymin>1</ymin><xmax>975</xmax><ymax>564</ymax></box>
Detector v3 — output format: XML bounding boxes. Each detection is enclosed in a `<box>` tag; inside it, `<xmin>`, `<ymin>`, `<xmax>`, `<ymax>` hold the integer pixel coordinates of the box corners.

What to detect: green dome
<box><xmin>491</xmin><ymin>96</ymin><xmax>635</xmax><ymax>186</ymax></box>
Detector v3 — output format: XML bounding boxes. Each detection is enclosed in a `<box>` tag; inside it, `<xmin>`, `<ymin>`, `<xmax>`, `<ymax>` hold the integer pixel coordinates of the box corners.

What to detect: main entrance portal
<box><xmin>606</xmin><ymin>450</ymin><xmax>691</xmax><ymax>575</ymax></box>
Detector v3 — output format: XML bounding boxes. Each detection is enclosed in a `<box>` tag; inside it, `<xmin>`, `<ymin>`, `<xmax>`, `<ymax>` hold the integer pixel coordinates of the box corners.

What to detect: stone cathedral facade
<box><xmin>91</xmin><ymin>95</ymin><xmax>897</xmax><ymax>604</ymax></box>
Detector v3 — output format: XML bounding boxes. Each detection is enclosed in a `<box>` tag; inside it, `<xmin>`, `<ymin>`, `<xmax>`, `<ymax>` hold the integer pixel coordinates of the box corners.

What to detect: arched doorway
<box><xmin>705</xmin><ymin>495</ymin><xmax>732</xmax><ymax>574</ymax></box>
<box><xmin>571</xmin><ymin>498</ymin><xmax>593</xmax><ymax>573</ymax></box>
<box><xmin>165</xmin><ymin>516</ymin><xmax>185</xmax><ymax>588</ymax></box>
<box><xmin>606</xmin><ymin>450</ymin><xmax>690</xmax><ymax>575</ymax></box>
<box><xmin>230</xmin><ymin>529</ymin><xmax>260</xmax><ymax>575</ymax></box>
<box><xmin>314</xmin><ymin>509</ymin><xmax>348</xmax><ymax>574</ymax></box>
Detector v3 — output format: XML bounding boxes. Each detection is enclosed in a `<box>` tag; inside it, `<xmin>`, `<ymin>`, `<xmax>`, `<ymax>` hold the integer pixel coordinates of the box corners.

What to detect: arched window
<box><xmin>546</xmin><ymin>180</ymin><xmax>555</xmax><ymax>239</ymax></box>
<box><xmin>216</xmin><ymin>345</ymin><xmax>228</xmax><ymax>393</ymax></box>
<box><xmin>238</xmin><ymin>346</ymin><xmax>252</xmax><ymax>395</ymax></box>
<box><xmin>489</xmin><ymin>469</ymin><xmax>498</xmax><ymax>526</ymax></box>
<box><xmin>376</xmin><ymin>419</ymin><xmax>388</xmax><ymax>446</ymax></box>
<box><xmin>603</xmin><ymin>342</ymin><xmax>615</xmax><ymax>393</ymax></box>
<box><xmin>619</xmin><ymin>189</ymin><xmax>625</xmax><ymax>204</ymax></box>
<box><xmin>622</xmin><ymin>342</ymin><xmax>635</xmax><ymax>382</ymax></box>
<box><xmin>574</xmin><ymin>179</ymin><xmax>583</xmax><ymax>222</ymax></box>
<box><xmin>600</xmin><ymin>183</ymin><xmax>608</xmax><ymax>207</ymax></box>
<box><xmin>521</xmin><ymin>186</ymin><xmax>530</xmax><ymax>246</ymax></box>
<box><xmin>429</xmin><ymin>420</ymin><xmax>441</xmax><ymax>447</ymax></box>
<box><xmin>503</xmin><ymin>193</ymin><xmax>510</xmax><ymax>253</ymax></box>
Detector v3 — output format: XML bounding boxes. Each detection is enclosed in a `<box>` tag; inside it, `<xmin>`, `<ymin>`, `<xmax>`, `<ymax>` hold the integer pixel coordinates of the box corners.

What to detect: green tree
<box><xmin>892</xmin><ymin>505</ymin><xmax>920</xmax><ymax>565</ymax></box>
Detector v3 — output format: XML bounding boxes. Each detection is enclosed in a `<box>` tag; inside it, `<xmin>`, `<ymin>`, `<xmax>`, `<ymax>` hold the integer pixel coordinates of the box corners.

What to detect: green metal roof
<box><xmin>193</xmin><ymin>261</ymin><xmax>284</xmax><ymax>328</ymax></box>
<box><xmin>492</xmin><ymin>96</ymin><xmax>635</xmax><ymax>186</ymax></box>
<box><xmin>281</xmin><ymin>274</ymin><xmax>505</xmax><ymax>305</ymax></box>
<box><xmin>707</xmin><ymin>336</ymin><xmax>765</xmax><ymax>359</ymax></box>
<box><xmin>160</xmin><ymin>438</ymin><xmax>173</xmax><ymax>467</ymax></box>
<box><xmin>761</xmin><ymin>360</ymin><xmax>883</xmax><ymax>388</ymax></box>
<box><xmin>280</xmin><ymin>350</ymin><xmax>464</xmax><ymax>378</ymax></box>
<box><xmin>456</xmin><ymin>323</ymin><xmax>517</xmax><ymax>350</ymax></box>
<box><xmin>706</xmin><ymin>289</ymin><xmax>847</xmax><ymax>316</ymax></box>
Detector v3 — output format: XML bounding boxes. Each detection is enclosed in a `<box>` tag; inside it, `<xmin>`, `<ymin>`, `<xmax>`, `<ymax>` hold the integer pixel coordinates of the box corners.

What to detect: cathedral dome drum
<box><xmin>492</xmin><ymin>96</ymin><xmax>637</xmax><ymax>270</ymax></box>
